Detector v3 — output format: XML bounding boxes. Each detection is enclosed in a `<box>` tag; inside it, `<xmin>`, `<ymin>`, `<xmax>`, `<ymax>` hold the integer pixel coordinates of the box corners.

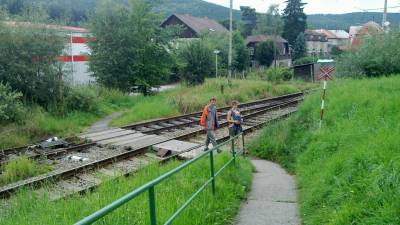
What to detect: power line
<box><xmin>354</xmin><ymin>5</ymin><xmax>400</xmax><ymax>12</ymax></box>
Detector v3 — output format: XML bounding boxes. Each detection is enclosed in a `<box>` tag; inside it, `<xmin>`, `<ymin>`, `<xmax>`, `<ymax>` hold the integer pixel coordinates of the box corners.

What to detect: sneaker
<box><xmin>203</xmin><ymin>148</ymin><xmax>209</xmax><ymax>152</ymax></box>
<box><xmin>217</xmin><ymin>148</ymin><xmax>222</xmax><ymax>153</ymax></box>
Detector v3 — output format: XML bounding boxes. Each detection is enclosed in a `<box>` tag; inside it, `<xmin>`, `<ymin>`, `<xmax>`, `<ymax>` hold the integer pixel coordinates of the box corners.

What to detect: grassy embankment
<box><xmin>249</xmin><ymin>76</ymin><xmax>400</xmax><ymax>224</ymax></box>
<box><xmin>0</xmin><ymin>87</ymin><xmax>136</xmax><ymax>149</ymax></box>
<box><xmin>0</xmin><ymin>79</ymin><xmax>313</xmax><ymax>149</ymax></box>
<box><xmin>1</xmin><ymin>153</ymin><xmax>252</xmax><ymax>225</ymax></box>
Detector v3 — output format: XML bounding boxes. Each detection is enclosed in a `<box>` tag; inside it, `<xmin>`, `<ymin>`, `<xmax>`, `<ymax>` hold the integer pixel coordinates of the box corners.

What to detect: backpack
<box><xmin>200</xmin><ymin>105</ymin><xmax>208</xmax><ymax>127</ymax></box>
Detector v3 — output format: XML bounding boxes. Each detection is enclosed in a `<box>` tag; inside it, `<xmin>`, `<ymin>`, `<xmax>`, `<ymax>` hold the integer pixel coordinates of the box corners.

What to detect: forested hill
<box><xmin>152</xmin><ymin>0</ymin><xmax>241</xmax><ymax>20</ymax></box>
<box><xmin>0</xmin><ymin>0</ymin><xmax>241</xmax><ymax>24</ymax></box>
<box><xmin>2</xmin><ymin>0</ymin><xmax>400</xmax><ymax>30</ymax></box>
<box><xmin>308</xmin><ymin>12</ymin><xmax>400</xmax><ymax>30</ymax></box>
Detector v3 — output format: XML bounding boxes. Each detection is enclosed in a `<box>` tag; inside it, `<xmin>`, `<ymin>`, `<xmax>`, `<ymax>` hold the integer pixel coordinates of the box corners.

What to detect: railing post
<box><xmin>231</xmin><ymin>138</ymin><xmax>236</xmax><ymax>163</ymax></box>
<box><xmin>242</xmin><ymin>133</ymin><xmax>246</xmax><ymax>157</ymax></box>
<box><xmin>210</xmin><ymin>150</ymin><xmax>216</xmax><ymax>195</ymax></box>
<box><xmin>149</xmin><ymin>186</ymin><xmax>157</xmax><ymax>225</ymax></box>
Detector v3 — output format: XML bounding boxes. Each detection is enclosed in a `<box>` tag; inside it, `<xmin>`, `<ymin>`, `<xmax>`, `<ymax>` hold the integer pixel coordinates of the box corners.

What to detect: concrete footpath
<box><xmin>236</xmin><ymin>159</ymin><xmax>300</xmax><ymax>225</ymax></box>
<box><xmin>85</xmin><ymin>112</ymin><xmax>123</xmax><ymax>133</ymax></box>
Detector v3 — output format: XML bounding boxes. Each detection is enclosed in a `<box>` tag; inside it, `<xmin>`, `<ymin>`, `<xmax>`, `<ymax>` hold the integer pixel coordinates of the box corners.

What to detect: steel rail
<box><xmin>0</xmin><ymin>93</ymin><xmax>302</xmax><ymax>198</ymax></box>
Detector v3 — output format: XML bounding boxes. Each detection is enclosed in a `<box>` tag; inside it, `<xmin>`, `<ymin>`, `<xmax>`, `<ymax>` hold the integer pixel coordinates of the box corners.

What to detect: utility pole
<box><xmin>228</xmin><ymin>0</ymin><xmax>233</xmax><ymax>79</ymax></box>
<box><xmin>382</xmin><ymin>0</ymin><xmax>388</xmax><ymax>31</ymax></box>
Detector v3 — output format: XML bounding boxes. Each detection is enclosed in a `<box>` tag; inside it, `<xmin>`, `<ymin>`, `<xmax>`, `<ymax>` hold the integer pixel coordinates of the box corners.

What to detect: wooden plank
<box><xmin>123</xmin><ymin>135</ymin><xmax>168</xmax><ymax>149</ymax></box>
<box><xmin>80</xmin><ymin>128</ymin><xmax>124</xmax><ymax>138</ymax></box>
<box><xmin>153</xmin><ymin>140</ymin><xmax>200</xmax><ymax>154</ymax></box>
<box><xmin>86</xmin><ymin>130</ymin><xmax>136</xmax><ymax>142</ymax></box>
<box><xmin>97</xmin><ymin>133</ymin><xmax>145</xmax><ymax>145</ymax></box>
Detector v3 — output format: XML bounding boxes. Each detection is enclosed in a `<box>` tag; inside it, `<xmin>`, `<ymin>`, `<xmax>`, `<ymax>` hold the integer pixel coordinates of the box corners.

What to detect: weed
<box><xmin>1</xmin><ymin>156</ymin><xmax>52</xmax><ymax>185</ymax></box>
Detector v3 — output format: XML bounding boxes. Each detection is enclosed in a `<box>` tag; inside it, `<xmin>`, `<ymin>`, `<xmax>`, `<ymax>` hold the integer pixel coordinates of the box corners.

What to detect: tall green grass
<box><xmin>249</xmin><ymin>76</ymin><xmax>400</xmax><ymax>224</ymax></box>
<box><xmin>111</xmin><ymin>78</ymin><xmax>314</xmax><ymax>126</ymax></box>
<box><xmin>1</xmin><ymin>154</ymin><xmax>252</xmax><ymax>225</ymax></box>
<box><xmin>0</xmin><ymin>156</ymin><xmax>52</xmax><ymax>185</ymax></box>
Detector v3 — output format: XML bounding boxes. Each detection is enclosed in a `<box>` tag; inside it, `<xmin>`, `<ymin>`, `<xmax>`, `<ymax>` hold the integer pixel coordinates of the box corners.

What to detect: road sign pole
<box><xmin>319</xmin><ymin>79</ymin><xmax>327</xmax><ymax>129</ymax></box>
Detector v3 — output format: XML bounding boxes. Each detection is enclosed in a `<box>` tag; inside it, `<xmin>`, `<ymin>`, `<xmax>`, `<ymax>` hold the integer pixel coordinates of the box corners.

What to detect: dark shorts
<box><xmin>229</xmin><ymin>125</ymin><xmax>242</xmax><ymax>137</ymax></box>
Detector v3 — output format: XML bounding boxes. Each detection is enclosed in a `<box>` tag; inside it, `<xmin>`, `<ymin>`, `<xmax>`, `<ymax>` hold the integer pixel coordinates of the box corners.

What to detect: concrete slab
<box><xmin>97</xmin><ymin>133</ymin><xmax>145</xmax><ymax>145</ymax></box>
<box><xmin>84</xmin><ymin>130</ymin><xmax>136</xmax><ymax>142</ymax></box>
<box><xmin>80</xmin><ymin>128</ymin><xmax>123</xmax><ymax>138</ymax></box>
<box><xmin>236</xmin><ymin>159</ymin><xmax>300</xmax><ymax>225</ymax></box>
<box><xmin>153</xmin><ymin>140</ymin><xmax>200</xmax><ymax>156</ymax></box>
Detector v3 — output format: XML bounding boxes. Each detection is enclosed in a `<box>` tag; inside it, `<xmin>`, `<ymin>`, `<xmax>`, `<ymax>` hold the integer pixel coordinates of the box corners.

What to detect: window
<box><xmin>249</xmin><ymin>47</ymin><xmax>255</xmax><ymax>56</ymax></box>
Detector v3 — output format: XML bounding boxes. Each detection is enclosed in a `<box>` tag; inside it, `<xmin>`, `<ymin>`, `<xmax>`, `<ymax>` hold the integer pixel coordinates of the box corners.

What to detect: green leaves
<box><xmin>180</xmin><ymin>40</ymin><xmax>213</xmax><ymax>85</ymax></box>
<box><xmin>282</xmin><ymin>0</ymin><xmax>307</xmax><ymax>45</ymax></box>
<box><xmin>89</xmin><ymin>0</ymin><xmax>176</xmax><ymax>94</ymax></box>
<box><xmin>255</xmin><ymin>40</ymin><xmax>275</xmax><ymax>66</ymax></box>
<box><xmin>0</xmin><ymin>24</ymin><xmax>64</xmax><ymax>107</ymax></box>
<box><xmin>0</xmin><ymin>82</ymin><xmax>25</xmax><ymax>124</ymax></box>
<box><xmin>337</xmin><ymin>32</ymin><xmax>400</xmax><ymax>78</ymax></box>
<box><xmin>293</xmin><ymin>32</ymin><xmax>306</xmax><ymax>60</ymax></box>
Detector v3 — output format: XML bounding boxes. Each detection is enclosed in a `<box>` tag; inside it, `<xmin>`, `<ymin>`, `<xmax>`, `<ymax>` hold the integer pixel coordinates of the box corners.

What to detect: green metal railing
<box><xmin>74</xmin><ymin>133</ymin><xmax>246</xmax><ymax>225</ymax></box>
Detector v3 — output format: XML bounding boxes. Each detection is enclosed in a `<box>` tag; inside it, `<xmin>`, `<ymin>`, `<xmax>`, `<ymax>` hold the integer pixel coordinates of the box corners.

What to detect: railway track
<box><xmin>0</xmin><ymin>92</ymin><xmax>303</xmax><ymax>199</ymax></box>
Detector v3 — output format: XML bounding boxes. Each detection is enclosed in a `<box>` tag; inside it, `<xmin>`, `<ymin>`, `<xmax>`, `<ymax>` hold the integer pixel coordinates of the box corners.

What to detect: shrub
<box><xmin>180</xmin><ymin>40</ymin><xmax>213</xmax><ymax>85</ymax></box>
<box><xmin>64</xmin><ymin>87</ymin><xmax>99</xmax><ymax>113</ymax></box>
<box><xmin>248</xmin><ymin>67</ymin><xmax>293</xmax><ymax>82</ymax></box>
<box><xmin>0</xmin><ymin>82</ymin><xmax>25</xmax><ymax>124</ymax></box>
<box><xmin>0</xmin><ymin>21</ymin><xmax>65</xmax><ymax>106</ymax></box>
<box><xmin>294</xmin><ymin>56</ymin><xmax>314</xmax><ymax>65</ymax></box>
<box><xmin>255</xmin><ymin>40</ymin><xmax>275</xmax><ymax>66</ymax></box>
<box><xmin>337</xmin><ymin>32</ymin><xmax>400</xmax><ymax>78</ymax></box>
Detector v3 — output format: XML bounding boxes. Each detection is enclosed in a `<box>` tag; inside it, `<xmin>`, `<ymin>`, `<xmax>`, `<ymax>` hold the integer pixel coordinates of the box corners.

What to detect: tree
<box><xmin>254</xmin><ymin>4</ymin><xmax>283</xmax><ymax>35</ymax></box>
<box><xmin>89</xmin><ymin>0</ymin><xmax>178</xmax><ymax>94</ymax></box>
<box><xmin>255</xmin><ymin>41</ymin><xmax>275</xmax><ymax>66</ymax></box>
<box><xmin>240</xmin><ymin>6</ymin><xmax>257</xmax><ymax>37</ymax></box>
<box><xmin>282</xmin><ymin>0</ymin><xmax>307</xmax><ymax>45</ymax></box>
<box><xmin>180</xmin><ymin>40</ymin><xmax>213</xmax><ymax>85</ymax></box>
<box><xmin>293</xmin><ymin>32</ymin><xmax>306</xmax><ymax>60</ymax></box>
<box><xmin>233</xmin><ymin>32</ymin><xmax>250</xmax><ymax>72</ymax></box>
<box><xmin>0</xmin><ymin>18</ymin><xmax>65</xmax><ymax>106</ymax></box>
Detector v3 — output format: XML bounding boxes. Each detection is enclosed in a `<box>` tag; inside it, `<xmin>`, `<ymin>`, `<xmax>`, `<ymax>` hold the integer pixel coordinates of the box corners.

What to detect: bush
<box><xmin>337</xmin><ymin>32</ymin><xmax>400</xmax><ymax>78</ymax></box>
<box><xmin>0</xmin><ymin>82</ymin><xmax>25</xmax><ymax>124</ymax></box>
<box><xmin>255</xmin><ymin>40</ymin><xmax>275</xmax><ymax>66</ymax></box>
<box><xmin>64</xmin><ymin>87</ymin><xmax>99</xmax><ymax>113</ymax></box>
<box><xmin>0</xmin><ymin>21</ymin><xmax>65</xmax><ymax>106</ymax></box>
<box><xmin>294</xmin><ymin>56</ymin><xmax>314</xmax><ymax>65</ymax></box>
<box><xmin>248</xmin><ymin>67</ymin><xmax>293</xmax><ymax>82</ymax></box>
<box><xmin>180</xmin><ymin>40</ymin><xmax>213</xmax><ymax>85</ymax></box>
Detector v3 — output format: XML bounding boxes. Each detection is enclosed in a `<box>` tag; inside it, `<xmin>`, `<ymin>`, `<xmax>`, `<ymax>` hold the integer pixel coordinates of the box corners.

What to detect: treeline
<box><xmin>89</xmin><ymin>0</ymin><xmax>250</xmax><ymax>91</ymax></box>
<box><xmin>0</xmin><ymin>0</ymin><xmax>252</xmax><ymax>125</ymax></box>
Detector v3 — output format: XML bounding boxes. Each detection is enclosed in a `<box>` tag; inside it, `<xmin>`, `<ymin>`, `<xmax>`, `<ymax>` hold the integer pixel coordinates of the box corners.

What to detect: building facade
<box><xmin>304</xmin><ymin>30</ymin><xmax>329</xmax><ymax>56</ymax></box>
<box><xmin>3</xmin><ymin>21</ymin><xmax>95</xmax><ymax>85</ymax></box>
<box><xmin>245</xmin><ymin>34</ymin><xmax>292</xmax><ymax>68</ymax></box>
<box><xmin>161</xmin><ymin>14</ymin><xmax>228</xmax><ymax>38</ymax></box>
<box><xmin>314</xmin><ymin>29</ymin><xmax>350</xmax><ymax>51</ymax></box>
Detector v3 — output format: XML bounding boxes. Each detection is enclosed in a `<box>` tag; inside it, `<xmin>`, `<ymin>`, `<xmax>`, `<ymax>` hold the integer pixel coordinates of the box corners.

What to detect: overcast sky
<box><xmin>204</xmin><ymin>0</ymin><xmax>400</xmax><ymax>14</ymax></box>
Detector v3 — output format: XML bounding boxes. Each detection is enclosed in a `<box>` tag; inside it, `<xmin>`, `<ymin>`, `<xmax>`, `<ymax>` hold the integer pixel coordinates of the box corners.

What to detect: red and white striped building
<box><xmin>3</xmin><ymin>21</ymin><xmax>95</xmax><ymax>85</ymax></box>
<box><xmin>57</xmin><ymin>25</ymin><xmax>95</xmax><ymax>85</ymax></box>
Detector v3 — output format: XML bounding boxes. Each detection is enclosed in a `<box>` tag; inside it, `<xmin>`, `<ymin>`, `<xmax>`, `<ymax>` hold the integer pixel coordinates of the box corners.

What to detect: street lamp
<box><xmin>213</xmin><ymin>50</ymin><xmax>220</xmax><ymax>78</ymax></box>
